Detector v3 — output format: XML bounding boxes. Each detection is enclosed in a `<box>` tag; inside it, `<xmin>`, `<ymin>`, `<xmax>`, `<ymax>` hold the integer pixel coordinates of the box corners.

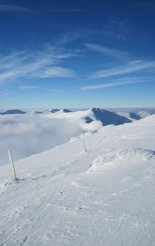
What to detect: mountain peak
<box><xmin>87</xmin><ymin>108</ymin><xmax>131</xmax><ymax>126</ymax></box>
<box><xmin>1</xmin><ymin>109</ymin><xmax>26</xmax><ymax>115</ymax></box>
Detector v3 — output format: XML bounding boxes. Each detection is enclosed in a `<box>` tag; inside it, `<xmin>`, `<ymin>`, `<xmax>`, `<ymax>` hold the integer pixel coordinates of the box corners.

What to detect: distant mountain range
<box><xmin>108</xmin><ymin>108</ymin><xmax>155</xmax><ymax>121</ymax></box>
<box><xmin>0</xmin><ymin>108</ymin><xmax>155</xmax><ymax>123</ymax></box>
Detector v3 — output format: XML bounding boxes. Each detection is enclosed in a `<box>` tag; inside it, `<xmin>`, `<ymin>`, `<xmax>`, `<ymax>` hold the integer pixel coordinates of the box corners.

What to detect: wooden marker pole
<box><xmin>8</xmin><ymin>150</ymin><xmax>17</xmax><ymax>181</ymax></box>
<box><xmin>82</xmin><ymin>138</ymin><xmax>87</xmax><ymax>152</ymax></box>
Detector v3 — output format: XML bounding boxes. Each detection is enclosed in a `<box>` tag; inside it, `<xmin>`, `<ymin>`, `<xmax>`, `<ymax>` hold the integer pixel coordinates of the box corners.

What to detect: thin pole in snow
<box><xmin>81</xmin><ymin>138</ymin><xmax>87</xmax><ymax>152</ymax></box>
<box><xmin>8</xmin><ymin>150</ymin><xmax>17</xmax><ymax>181</ymax></box>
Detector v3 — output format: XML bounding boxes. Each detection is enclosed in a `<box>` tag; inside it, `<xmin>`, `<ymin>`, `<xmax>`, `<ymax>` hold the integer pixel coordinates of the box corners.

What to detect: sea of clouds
<box><xmin>0</xmin><ymin>113</ymin><xmax>84</xmax><ymax>166</ymax></box>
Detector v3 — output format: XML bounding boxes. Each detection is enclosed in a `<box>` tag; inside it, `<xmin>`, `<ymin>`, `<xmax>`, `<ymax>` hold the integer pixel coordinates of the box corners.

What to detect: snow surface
<box><xmin>0</xmin><ymin>114</ymin><xmax>155</xmax><ymax>245</ymax></box>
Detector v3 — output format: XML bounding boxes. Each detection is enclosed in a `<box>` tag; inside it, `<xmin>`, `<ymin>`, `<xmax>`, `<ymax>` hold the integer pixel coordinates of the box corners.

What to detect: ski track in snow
<box><xmin>0</xmin><ymin>115</ymin><xmax>155</xmax><ymax>245</ymax></box>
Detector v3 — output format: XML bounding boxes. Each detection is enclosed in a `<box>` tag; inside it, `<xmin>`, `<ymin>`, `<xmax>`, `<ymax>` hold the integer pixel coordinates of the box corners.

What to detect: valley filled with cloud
<box><xmin>0</xmin><ymin>112</ymin><xmax>83</xmax><ymax>165</ymax></box>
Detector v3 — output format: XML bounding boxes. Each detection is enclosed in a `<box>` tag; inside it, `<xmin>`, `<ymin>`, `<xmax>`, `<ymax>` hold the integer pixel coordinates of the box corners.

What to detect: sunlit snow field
<box><xmin>0</xmin><ymin>111</ymin><xmax>155</xmax><ymax>245</ymax></box>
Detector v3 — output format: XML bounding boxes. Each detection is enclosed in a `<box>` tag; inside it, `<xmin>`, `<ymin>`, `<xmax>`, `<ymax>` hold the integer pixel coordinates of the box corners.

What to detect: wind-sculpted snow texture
<box><xmin>0</xmin><ymin>114</ymin><xmax>155</xmax><ymax>245</ymax></box>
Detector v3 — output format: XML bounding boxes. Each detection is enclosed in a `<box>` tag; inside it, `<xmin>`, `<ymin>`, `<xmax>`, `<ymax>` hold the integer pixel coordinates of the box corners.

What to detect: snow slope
<box><xmin>0</xmin><ymin>115</ymin><xmax>155</xmax><ymax>245</ymax></box>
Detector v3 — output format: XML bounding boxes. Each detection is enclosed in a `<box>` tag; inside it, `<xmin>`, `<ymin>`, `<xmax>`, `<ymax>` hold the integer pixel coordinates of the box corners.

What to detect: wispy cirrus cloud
<box><xmin>0</xmin><ymin>4</ymin><xmax>29</xmax><ymax>12</ymax></box>
<box><xmin>19</xmin><ymin>85</ymin><xmax>40</xmax><ymax>90</ymax></box>
<box><xmin>36</xmin><ymin>66</ymin><xmax>76</xmax><ymax>78</ymax></box>
<box><xmin>84</xmin><ymin>43</ymin><xmax>128</xmax><ymax>59</ymax></box>
<box><xmin>81</xmin><ymin>76</ymin><xmax>154</xmax><ymax>90</ymax></box>
<box><xmin>90</xmin><ymin>60</ymin><xmax>155</xmax><ymax>79</ymax></box>
<box><xmin>0</xmin><ymin>48</ymin><xmax>76</xmax><ymax>85</ymax></box>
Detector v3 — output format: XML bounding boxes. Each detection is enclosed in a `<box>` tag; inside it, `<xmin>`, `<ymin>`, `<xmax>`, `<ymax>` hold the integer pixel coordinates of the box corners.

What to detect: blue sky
<box><xmin>0</xmin><ymin>0</ymin><xmax>155</xmax><ymax>109</ymax></box>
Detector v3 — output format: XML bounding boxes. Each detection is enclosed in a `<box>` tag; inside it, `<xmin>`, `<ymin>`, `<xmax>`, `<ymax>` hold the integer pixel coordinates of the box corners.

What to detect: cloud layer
<box><xmin>0</xmin><ymin>113</ymin><xmax>84</xmax><ymax>166</ymax></box>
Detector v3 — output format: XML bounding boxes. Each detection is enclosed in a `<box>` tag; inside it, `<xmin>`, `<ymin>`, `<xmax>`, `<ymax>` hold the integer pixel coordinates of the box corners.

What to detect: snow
<box><xmin>0</xmin><ymin>114</ymin><xmax>155</xmax><ymax>245</ymax></box>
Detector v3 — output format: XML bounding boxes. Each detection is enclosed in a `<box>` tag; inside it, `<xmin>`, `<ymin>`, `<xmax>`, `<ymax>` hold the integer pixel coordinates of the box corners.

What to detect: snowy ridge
<box><xmin>51</xmin><ymin>107</ymin><xmax>131</xmax><ymax>125</ymax></box>
<box><xmin>50</xmin><ymin>107</ymin><xmax>131</xmax><ymax>132</ymax></box>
